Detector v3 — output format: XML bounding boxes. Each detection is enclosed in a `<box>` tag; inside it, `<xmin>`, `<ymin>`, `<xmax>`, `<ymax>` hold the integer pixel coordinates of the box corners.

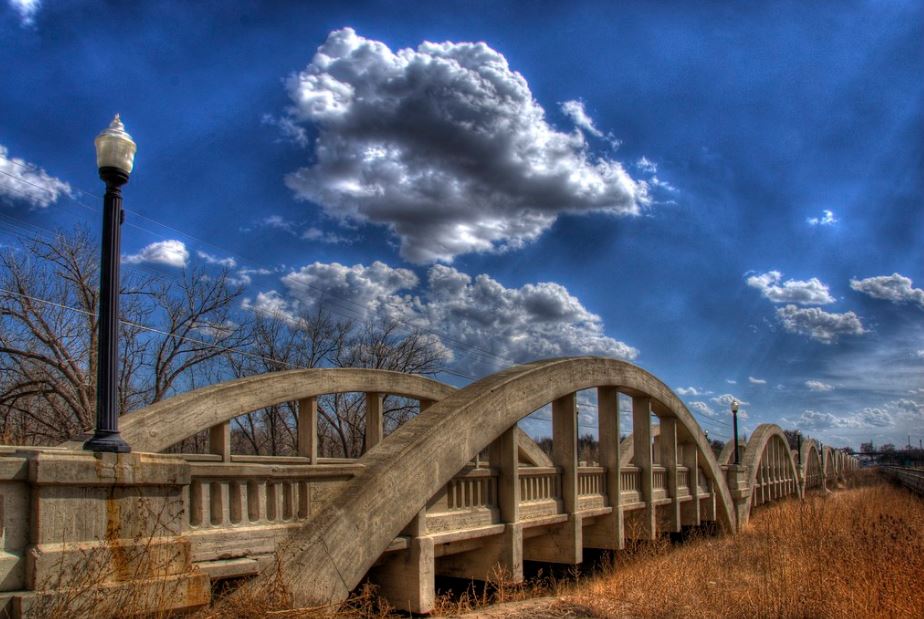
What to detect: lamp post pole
<box><xmin>731</xmin><ymin>399</ymin><xmax>740</xmax><ymax>465</ymax></box>
<box><xmin>84</xmin><ymin>115</ymin><xmax>136</xmax><ymax>453</ymax></box>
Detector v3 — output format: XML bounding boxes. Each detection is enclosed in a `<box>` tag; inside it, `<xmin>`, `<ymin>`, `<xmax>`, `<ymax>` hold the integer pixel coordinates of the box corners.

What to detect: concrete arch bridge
<box><xmin>0</xmin><ymin>357</ymin><xmax>858</xmax><ymax>615</ymax></box>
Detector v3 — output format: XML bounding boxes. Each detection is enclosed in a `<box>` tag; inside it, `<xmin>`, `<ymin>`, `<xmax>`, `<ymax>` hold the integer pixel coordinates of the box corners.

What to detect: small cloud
<box><xmin>560</xmin><ymin>100</ymin><xmax>602</xmax><ymax>138</ymax></box>
<box><xmin>124</xmin><ymin>240</ymin><xmax>189</xmax><ymax>268</ymax></box>
<box><xmin>746</xmin><ymin>270</ymin><xmax>835</xmax><ymax>305</ymax></box>
<box><xmin>636</xmin><ymin>156</ymin><xmax>658</xmax><ymax>174</ymax></box>
<box><xmin>688</xmin><ymin>401</ymin><xmax>717</xmax><ymax>417</ymax></box>
<box><xmin>261</xmin><ymin>113</ymin><xmax>309</xmax><ymax>147</ymax></box>
<box><xmin>850</xmin><ymin>273</ymin><xmax>924</xmax><ymax>310</ymax></box>
<box><xmin>229</xmin><ymin>267</ymin><xmax>273</xmax><ymax>286</ymax></box>
<box><xmin>711</xmin><ymin>394</ymin><xmax>750</xmax><ymax>407</ymax></box>
<box><xmin>0</xmin><ymin>144</ymin><xmax>71</xmax><ymax>208</ymax></box>
<box><xmin>807</xmin><ymin>209</ymin><xmax>837</xmax><ymax>226</ymax></box>
<box><xmin>726</xmin><ymin>379</ymin><xmax>737</xmax><ymax>385</ymax></box>
<box><xmin>8</xmin><ymin>0</ymin><xmax>40</xmax><ymax>27</ymax></box>
<box><xmin>748</xmin><ymin>376</ymin><xmax>767</xmax><ymax>385</ymax></box>
<box><xmin>197</xmin><ymin>250</ymin><xmax>237</xmax><ymax>268</ymax></box>
<box><xmin>805</xmin><ymin>380</ymin><xmax>834</xmax><ymax>392</ymax></box>
<box><xmin>301</xmin><ymin>226</ymin><xmax>352</xmax><ymax>245</ymax></box>
<box><xmin>262</xmin><ymin>215</ymin><xmax>296</xmax><ymax>234</ymax></box>
<box><xmin>676</xmin><ymin>386</ymin><xmax>712</xmax><ymax>396</ymax></box>
<box><xmin>776</xmin><ymin>304</ymin><xmax>865</xmax><ymax>343</ymax></box>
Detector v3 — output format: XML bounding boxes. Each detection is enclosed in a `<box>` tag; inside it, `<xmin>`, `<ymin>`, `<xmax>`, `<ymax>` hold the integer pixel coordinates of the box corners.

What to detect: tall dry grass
<box><xmin>568</xmin><ymin>479</ymin><xmax>924</xmax><ymax>618</ymax></box>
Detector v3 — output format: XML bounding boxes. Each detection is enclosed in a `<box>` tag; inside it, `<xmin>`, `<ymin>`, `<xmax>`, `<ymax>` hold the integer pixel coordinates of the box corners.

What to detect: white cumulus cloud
<box><xmin>850</xmin><ymin>273</ymin><xmax>924</xmax><ymax>309</ymax></box>
<box><xmin>124</xmin><ymin>240</ymin><xmax>189</xmax><ymax>268</ymax></box>
<box><xmin>0</xmin><ymin>145</ymin><xmax>71</xmax><ymax>208</ymax></box>
<box><xmin>746</xmin><ymin>270</ymin><xmax>835</xmax><ymax>305</ymax></box>
<box><xmin>246</xmin><ymin>260</ymin><xmax>638</xmax><ymax>376</ymax></box>
<box><xmin>280</xmin><ymin>28</ymin><xmax>650</xmax><ymax>264</ymax></box>
<box><xmin>776</xmin><ymin>305</ymin><xmax>865</xmax><ymax>344</ymax></box>
<box><xmin>748</xmin><ymin>376</ymin><xmax>766</xmax><ymax>385</ymax></box>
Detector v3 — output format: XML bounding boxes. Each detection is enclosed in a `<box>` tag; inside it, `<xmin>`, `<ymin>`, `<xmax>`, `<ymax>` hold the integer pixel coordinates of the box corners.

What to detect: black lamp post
<box><xmin>84</xmin><ymin>115</ymin><xmax>136</xmax><ymax>453</ymax></box>
<box><xmin>731</xmin><ymin>399</ymin><xmax>740</xmax><ymax>465</ymax></box>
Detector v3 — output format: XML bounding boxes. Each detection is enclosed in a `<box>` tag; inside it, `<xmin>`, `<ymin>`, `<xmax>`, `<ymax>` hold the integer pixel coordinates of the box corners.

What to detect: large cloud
<box><xmin>746</xmin><ymin>270</ymin><xmax>834</xmax><ymax>305</ymax></box>
<box><xmin>776</xmin><ymin>305</ymin><xmax>865</xmax><ymax>343</ymax></box>
<box><xmin>280</xmin><ymin>28</ymin><xmax>650</xmax><ymax>263</ymax></box>
<box><xmin>246</xmin><ymin>260</ymin><xmax>638</xmax><ymax>376</ymax></box>
<box><xmin>850</xmin><ymin>273</ymin><xmax>924</xmax><ymax>309</ymax></box>
<box><xmin>0</xmin><ymin>144</ymin><xmax>71</xmax><ymax>208</ymax></box>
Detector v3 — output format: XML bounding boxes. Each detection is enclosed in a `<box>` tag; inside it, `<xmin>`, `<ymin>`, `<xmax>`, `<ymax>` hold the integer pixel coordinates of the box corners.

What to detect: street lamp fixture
<box><xmin>84</xmin><ymin>114</ymin><xmax>136</xmax><ymax>453</ymax></box>
<box><xmin>731</xmin><ymin>399</ymin><xmax>740</xmax><ymax>465</ymax></box>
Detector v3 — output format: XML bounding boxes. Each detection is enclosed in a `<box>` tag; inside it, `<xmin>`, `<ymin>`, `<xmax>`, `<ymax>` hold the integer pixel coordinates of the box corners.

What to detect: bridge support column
<box><xmin>437</xmin><ymin>428</ymin><xmax>522</xmax><ymax>583</ymax></box>
<box><xmin>297</xmin><ymin>396</ymin><xmax>318</xmax><ymax>463</ymax></box>
<box><xmin>365</xmin><ymin>392</ymin><xmax>384</xmax><ymax>452</ymax></box>
<box><xmin>628</xmin><ymin>396</ymin><xmax>656</xmax><ymax>540</ymax></box>
<box><xmin>208</xmin><ymin>421</ymin><xmax>231</xmax><ymax>462</ymax></box>
<box><xmin>680</xmin><ymin>444</ymin><xmax>700</xmax><ymax>528</ymax></box>
<box><xmin>660</xmin><ymin>418</ymin><xmax>681</xmax><ymax>534</ymax></box>
<box><xmin>524</xmin><ymin>393</ymin><xmax>581</xmax><ymax>564</ymax></box>
<box><xmin>726</xmin><ymin>464</ymin><xmax>751</xmax><ymax>531</ymax></box>
<box><xmin>369</xmin><ymin>536</ymin><xmax>435</xmax><ymax>614</ymax></box>
<box><xmin>583</xmin><ymin>387</ymin><xmax>623</xmax><ymax>550</ymax></box>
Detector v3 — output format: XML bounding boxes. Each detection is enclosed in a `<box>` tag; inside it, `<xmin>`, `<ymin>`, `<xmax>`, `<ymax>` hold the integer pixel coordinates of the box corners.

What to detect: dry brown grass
<box><xmin>566</xmin><ymin>478</ymin><xmax>924</xmax><ymax>618</ymax></box>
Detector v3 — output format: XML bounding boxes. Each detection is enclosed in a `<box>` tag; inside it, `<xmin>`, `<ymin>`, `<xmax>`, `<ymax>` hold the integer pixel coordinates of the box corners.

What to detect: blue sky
<box><xmin>1</xmin><ymin>0</ymin><xmax>922</xmax><ymax>448</ymax></box>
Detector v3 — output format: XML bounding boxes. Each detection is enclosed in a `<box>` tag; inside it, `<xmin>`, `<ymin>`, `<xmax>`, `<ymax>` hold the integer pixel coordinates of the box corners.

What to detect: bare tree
<box><xmin>227</xmin><ymin>309</ymin><xmax>448</xmax><ymax>458</ymax></box>
<box><xmin>0</xmin><ymin>230</ymin><xmax>247</xmax><ymax>445</ymax></box>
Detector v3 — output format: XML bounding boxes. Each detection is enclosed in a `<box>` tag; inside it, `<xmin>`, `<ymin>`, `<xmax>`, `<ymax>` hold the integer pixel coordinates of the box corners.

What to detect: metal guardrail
<box><xmin>882</xmin><ymin>466</ymin><xmax>924</xmax><ymax>496</ymax></box>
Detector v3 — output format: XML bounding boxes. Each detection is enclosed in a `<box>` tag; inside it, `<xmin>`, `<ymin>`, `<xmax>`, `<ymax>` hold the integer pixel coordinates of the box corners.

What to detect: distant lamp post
<box><xmin>731</xmin><ymin>399</ymin><xmax>740</xmax><ymax>465</ymax></box>
<box><xmin>84</xmin><ymin>114</ymin><xmax>136</xmax><ymax>453</ymax></box>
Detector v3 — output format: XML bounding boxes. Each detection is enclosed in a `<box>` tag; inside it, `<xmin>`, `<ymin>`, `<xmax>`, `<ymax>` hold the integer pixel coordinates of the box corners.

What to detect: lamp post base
<box><xmin>83</xmin><ymin>431</ymin><xmax>132</xmax><ymax>453</ymax></box>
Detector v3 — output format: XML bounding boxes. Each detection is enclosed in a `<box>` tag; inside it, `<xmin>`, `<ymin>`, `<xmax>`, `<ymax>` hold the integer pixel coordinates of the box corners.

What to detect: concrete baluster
<box><xmin>297</xmin><ymin>396</ymin><xmax>318</xmax><ymax>463</ymax></box>
<box><xmin>365</xmin><ymin>392</ymin><xmax>384</xmax><ymax>452</ymax></box>
<box><xmin>208</xmin><ymin>421</ymin><xmax>231</xmax><ymax>462</ymax></box>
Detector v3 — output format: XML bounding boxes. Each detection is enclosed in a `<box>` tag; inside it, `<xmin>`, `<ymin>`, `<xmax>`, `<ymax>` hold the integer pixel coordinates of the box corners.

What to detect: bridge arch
<box><xmin>799</xmin><ymin>438</ymin><xmax>824</xmax><ymax>492</ymax></box>
<box><xmin>718</xmin><ymin>439</ymin><xmax>747</xmax><ymax>466</ymax></box>
<box><xmin>273</xmin><ymin>357</ymin><xmax>737</xmax><ymax>606</ymax></box>
<box><xmin>61</xmin><ymin>369</ymin><xmax>453</xmax><ymax>452</ymax></box>
<box><xmin>741</xmin><ymin>424</ymin><xmax>801</xmax><ymax>521</ymax></box>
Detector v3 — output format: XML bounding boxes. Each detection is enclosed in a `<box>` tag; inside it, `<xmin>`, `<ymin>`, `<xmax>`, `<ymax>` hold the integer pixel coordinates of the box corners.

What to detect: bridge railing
<box><xmin>882</xmin><ymin>466</ymin><xmax>924</xmax><ymax>496</ymax></box>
